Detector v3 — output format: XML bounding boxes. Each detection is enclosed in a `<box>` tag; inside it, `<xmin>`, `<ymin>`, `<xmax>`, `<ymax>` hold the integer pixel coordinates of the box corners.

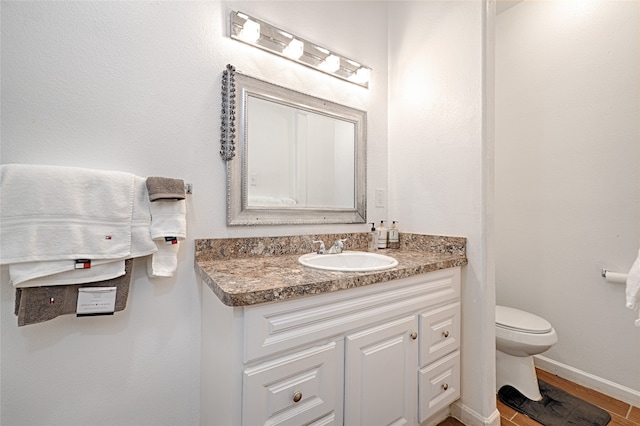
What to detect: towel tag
<box><xmin>76</xmin><ymin>287</ymin><xmax>117</xmax><ymax>316</ymax></box>
<box><xmin>75</xmin><ymin>259</ymin><xmax>92</xmax><ymax>269</ymax></box>
<box><xmin>164</xmin><ymin>237</ymin><xmax>178</xmax><ymax>245</ymax></box>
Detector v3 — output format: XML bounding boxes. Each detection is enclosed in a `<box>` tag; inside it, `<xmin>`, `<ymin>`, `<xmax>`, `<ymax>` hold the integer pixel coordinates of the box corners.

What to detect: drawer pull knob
<box><xmin>443</xmin><ymin>330</ymin><xmax>450</xmax><ymax>338</ymax></box>
<box><xmin>410</xmin><ymin>332</ymin><xmax>418</xmax><ymax>340</ymax></box>
<box><xmin>442</xmin><ymin>383</ymin><xmax>449</xmax><ymax>391</ymax></box>
<box><xmin>293</xmin><ymin>391</ymin><xmax>303</xmax><ymax>403</ymax></box>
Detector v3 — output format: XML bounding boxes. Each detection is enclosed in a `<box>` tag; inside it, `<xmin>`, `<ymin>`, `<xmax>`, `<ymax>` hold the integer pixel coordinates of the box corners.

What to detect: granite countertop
<box><xmin>195</xmin><ymin>233</ymin><xmax>467</xmax><ymax>307</ymax></box>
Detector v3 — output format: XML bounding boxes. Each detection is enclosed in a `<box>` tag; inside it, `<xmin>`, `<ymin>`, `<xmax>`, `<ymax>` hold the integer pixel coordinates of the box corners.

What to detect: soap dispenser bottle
<box><xmin>389</xmin><ymin>221</ymin><xmax>400</xmax><ymax>249</ymax></box>
<box><xmin>377</xmin><ymin>220</ymin><xmax>388</xmax><ymax>249</ymax></box>
<box><xmin>368</xmin><ymin>223</ymin><xmax>378</xmax><ymax>252</ymax></box>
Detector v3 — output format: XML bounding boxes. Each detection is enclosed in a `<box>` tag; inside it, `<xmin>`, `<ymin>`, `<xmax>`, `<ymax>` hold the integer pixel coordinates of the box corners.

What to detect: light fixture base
<box><xmin>230</xmin><ymin>11</ymin><xmax>371</xmax><ymax>88</ymax></box>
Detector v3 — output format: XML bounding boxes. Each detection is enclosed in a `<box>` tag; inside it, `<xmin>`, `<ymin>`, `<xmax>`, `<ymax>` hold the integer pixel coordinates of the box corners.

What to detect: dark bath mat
<box><xmin>498</xmin><ymin>380</ymin><xmax>611</xmax><ymax>426</ymax></box>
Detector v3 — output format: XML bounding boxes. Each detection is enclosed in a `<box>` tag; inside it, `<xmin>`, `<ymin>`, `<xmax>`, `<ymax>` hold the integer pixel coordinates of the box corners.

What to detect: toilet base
<box><xmin>496</xmin><ymin>350</ymin><xmax>542</xmax><ymax>401</ymax></box>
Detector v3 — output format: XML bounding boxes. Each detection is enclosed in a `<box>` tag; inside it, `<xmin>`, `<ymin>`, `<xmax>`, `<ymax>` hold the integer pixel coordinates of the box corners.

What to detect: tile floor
<box><xmin>437</xmin><ymin>369</ymin><xmax>640</xmax><ymax>426</ymax></box>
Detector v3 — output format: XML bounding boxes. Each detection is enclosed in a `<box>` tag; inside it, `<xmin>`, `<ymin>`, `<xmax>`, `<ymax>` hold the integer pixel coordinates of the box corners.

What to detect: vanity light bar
<box><xmin>230</xmin><ymin>11</ymin><xmax>372</xmax><ymax>88</ymax></box>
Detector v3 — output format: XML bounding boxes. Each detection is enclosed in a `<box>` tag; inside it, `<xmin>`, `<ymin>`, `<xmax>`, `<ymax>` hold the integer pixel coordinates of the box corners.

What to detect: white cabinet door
<box><xmin>243</xmin><ymin>341</ymin><xmax>341</xmax><ymax>426</ymax></box>
<box><xmin>344</xmin><ymin>316</ymin><xmax>418</xmax><ymax>426</ymax></box>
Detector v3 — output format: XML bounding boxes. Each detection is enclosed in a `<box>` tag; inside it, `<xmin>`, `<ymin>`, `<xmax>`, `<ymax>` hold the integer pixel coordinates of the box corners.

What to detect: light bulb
<box><xmin>239</xmin><ymin>19</ymin><xmax>260</xmax><ymax>43</ymax></box>
<box><xmin>320</xmin><ymin>54</ymin><xmax>340</xmax><ymax>72</ymax></box>
<box><xmin>283</xmin><ymin>38</ymin><xmax>304</xmax><ymax>60</ymax></box>
<box><xmin>351</xmin><ymin>67</ymin><xmax>371</xmax><ymax>84</ymax></box>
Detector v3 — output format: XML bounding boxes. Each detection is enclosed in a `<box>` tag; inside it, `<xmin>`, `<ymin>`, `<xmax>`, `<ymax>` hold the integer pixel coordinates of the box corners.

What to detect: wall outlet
<box><xmin>375</xmin><ymin>188</ymin><xmax>385</xmax><ymax>207</ymax></box>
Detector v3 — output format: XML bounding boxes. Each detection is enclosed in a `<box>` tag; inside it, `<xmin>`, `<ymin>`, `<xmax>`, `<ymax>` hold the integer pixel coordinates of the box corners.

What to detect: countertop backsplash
<box><xmin>194</xmin><ymin>232</ymin><xmax>466</xmax><ymax>261</ymax></box>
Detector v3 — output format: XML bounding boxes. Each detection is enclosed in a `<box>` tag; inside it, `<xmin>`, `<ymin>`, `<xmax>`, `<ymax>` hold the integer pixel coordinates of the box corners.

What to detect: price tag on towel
<box><xmin>76</xmin><ymin>287</ymin><xmax>117</xmax><ymax>316</ymax></box>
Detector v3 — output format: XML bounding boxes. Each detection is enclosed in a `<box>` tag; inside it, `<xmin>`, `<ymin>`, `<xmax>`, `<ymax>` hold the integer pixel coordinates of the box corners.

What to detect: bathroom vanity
<box><xmin>195</xmin><ymin>233</ymin><xmax>467</xmax><ymax>426</ymax></box>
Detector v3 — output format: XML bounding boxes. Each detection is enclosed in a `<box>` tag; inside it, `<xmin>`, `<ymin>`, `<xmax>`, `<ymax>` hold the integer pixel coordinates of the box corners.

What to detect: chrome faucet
<box><xmin>327</xmin><ymin>238</ymin><xmax>347</xmax><ymax>254</ymax></box>
<box><xmin>312</xmin><ymin>238</ymin><xmax>347</xmax><ymax>254</ymax></box>
<box><xmin>312</xmin><ymin>240</ymin><xmax>326</xmax><ymax>254</ymax></box>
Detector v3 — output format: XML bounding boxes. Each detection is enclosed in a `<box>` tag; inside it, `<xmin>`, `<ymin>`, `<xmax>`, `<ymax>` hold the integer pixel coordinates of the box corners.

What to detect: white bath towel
<box><xmin>147</xmin><ymin>199</ymin><xmax>186</xmax><ymax>277</ymax></box>
<box><xmin>1</xmin><ymin>168</ymin><xmax>156</xmax><ymax>286</ymax></box>
<box><xmin>9</xmin><ymin>258</ymin><xmax>125</xmax><ymax>286</ymax></box>
<box><xmin>13</xmin><ymin>260</ymin><xmax>126</xmax><ymax>288</ymax></box>
<box><xmin>147</xmin><ymin>241</ymin><xmax>180</xmax><ymax>278</ymax></box>
<box><xmin>149</xmin><ymin>199</ymin><xmax>186</xmax><ymax>241</ymax></box>
<box><xmin>626</xmin><ymin>249</ymin><xmax>640</xmax><ymax>310</ymax></box>
<box><xmin>1</xmin><ymin>164</ymin><xmax>135</xmax><ymax>264</ymax></box>
<box><xmin>7</xmin><ymin>175</ymin><xmax>156</xmax><ymax>284</ymax></box>
<box><xmin>130</xmin><ymin>176</ymin><xmax>158</xmax><ymax>257</ymax></box>
<box><xmin>625</xmin><ymin>249</ymin><xmax>640</xmax><ymax>326</ymax></box>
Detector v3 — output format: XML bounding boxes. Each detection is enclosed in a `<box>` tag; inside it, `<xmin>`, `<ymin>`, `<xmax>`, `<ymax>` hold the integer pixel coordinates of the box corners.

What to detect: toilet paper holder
<box><xmin>601</xmin><ymin>269</ymin><xmax>628</xmax><ymax>283</ymax></box>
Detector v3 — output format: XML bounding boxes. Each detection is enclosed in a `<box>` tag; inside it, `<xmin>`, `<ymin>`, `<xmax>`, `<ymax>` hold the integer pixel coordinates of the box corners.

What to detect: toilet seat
<box><xmin>496</xmin><ymin>305</ymin><xmax>553</xmax><ymax>334</ymax></box>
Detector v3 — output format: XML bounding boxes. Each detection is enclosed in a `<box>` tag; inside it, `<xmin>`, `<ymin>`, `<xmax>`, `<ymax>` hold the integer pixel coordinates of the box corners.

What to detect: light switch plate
<box><xmin>375</xmin><ymin>188</ymin><xmax>385</xmax><ymax>207</ymax></box>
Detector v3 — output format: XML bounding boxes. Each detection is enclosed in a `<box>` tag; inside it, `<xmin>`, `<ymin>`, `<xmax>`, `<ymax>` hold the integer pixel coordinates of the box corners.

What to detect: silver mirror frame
<box><xmin>220</xmin><ymin>65</ymin><xmax>367</xmax><ymax>225</ymax></box>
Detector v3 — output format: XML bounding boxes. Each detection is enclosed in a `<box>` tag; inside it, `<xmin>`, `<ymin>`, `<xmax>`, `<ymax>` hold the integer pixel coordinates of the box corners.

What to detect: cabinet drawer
<box><xmin>419</xmin><ymin>302</ymin><xmax>460</xmax><ymax>366</ymax></box>
<box><xmin>307</xmin><ymin>412</ymin><xmax>338</xmax><ymax>426</ymax></box>
<box><xmin>418</xmin><ymin>350</ymin><xmax>460</xmax><ymax>423</ymax></box>
<box><xmin>242</xmin><ymin>341</ymin><xmax>341</xmax><ymax>426</ymax></box>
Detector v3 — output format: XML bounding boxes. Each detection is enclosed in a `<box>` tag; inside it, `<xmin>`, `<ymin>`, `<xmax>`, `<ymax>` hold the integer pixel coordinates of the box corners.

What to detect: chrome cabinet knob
<box><xmin>442</xmin><ymin>383</ymin><xmax>449</xmax><ymax>391</ymax></box>
<box><xmin>443</xmin><ymin>330</ymin><xmax>450</xmax><ymax>338</ymax></box>
<box><xmin>410</xmin><ymin>332</ymin><xmax>418</xmax><ymax>340</ymax></box>
<box><xmin>293</xmin><ymin>391</ymin><xmax>302</xmax><ymax>403</ymax></box>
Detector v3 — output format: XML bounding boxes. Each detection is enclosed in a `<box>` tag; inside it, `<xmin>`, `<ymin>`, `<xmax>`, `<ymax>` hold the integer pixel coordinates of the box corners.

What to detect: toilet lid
<box><xmin>496</xmin><ymin>305</ymin><xmax>553</xmax><ymax>334</ymax></box>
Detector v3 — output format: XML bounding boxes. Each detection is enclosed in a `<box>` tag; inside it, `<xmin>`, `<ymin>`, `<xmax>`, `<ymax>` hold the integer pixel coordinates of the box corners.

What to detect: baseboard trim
<box><xmin>420</xmin><ymin>406</ymin><xmax>451</xmax><ymax>426</ymax></box>
<box><xmin>451</xmin><ymin>401</ymin><xmax>501</xmax><ymax>426</ymax></box>
<box><xmin>534</xmin><ymin>355</ymin><xmax>640</xmax><ymax>407</ymax></box>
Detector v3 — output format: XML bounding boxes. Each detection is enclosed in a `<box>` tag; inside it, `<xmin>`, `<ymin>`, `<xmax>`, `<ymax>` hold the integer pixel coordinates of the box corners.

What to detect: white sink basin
<box><xmin>298</xmin><ymin>251</ymin><xmax>398</xmax><ymax>272</ymax></box>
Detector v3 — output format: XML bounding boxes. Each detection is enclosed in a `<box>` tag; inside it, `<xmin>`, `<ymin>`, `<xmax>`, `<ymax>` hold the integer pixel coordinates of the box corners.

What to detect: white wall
<box><xmin>496</xmin><ymin>0</ymin><xmax>640</xmax><ymax>396</ymax></box>
<box><xmin>0</xmin><ymin>2</ymin><xmax>388</xmax><ymax>425</ymax></box>
<box><xmin>388</xmin><ymin>1</ymin><xmax>498</xmax><ymax>424</ymax></box>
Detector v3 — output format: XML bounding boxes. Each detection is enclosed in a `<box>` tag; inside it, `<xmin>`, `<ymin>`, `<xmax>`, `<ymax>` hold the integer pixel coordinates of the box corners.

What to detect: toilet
<box><xmin>495</xmin><ymin>305</ymin><xmax>558</xmax><ymax>401</ymax></box>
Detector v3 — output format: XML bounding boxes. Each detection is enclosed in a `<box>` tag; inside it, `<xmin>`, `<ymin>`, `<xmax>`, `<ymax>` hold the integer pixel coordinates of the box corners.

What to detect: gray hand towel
<box><xmin>15</xmin><ymin>259</ymin><xmax>132</xmax><ymax>326</ymax></box>
<box><xmin>146</xmin><ymin>177</ymin><xmax>185</xmax><ymax>201</ymax></box>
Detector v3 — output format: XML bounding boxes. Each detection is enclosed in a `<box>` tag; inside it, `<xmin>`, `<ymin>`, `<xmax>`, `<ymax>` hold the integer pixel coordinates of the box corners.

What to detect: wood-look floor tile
<box><xmin>500</xmin><ymin>417</ymin><xmax>518</xmax><ymax>425</ymax></box>
<box><xmin>536</xmin><ymin>369</ymin><xmax>631</xmax><ymax>418</ymax></box>
<box><xmin>608</xmin><ymin>412</ymin><xmax>640</xmax><ymax>426</ymax></box>
<box><xmin>497</xmin><ymin>398</ymin><xmax>518</xmax><ymax>420</ymax></box>
<box><xmin>512</xmin><ymin>413</ymin><xmax>543</xmax><ymax>426</ymax></box>
<box><xmin>437</xmin><ymin>417</ymin><xmax>465</xmax><ymax>425</ymax></box>
<box><xmin>629</xmin><ymin>406</ymin><xmax>640</xmax><ymax>423</ymax></box>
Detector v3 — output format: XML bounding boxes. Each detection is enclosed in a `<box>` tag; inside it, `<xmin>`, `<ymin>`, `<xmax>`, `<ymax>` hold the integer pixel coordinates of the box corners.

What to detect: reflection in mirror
<box><xmin>247</xmin><ymin>96</ymin><xmax>355</xmax><ymax>209</ymax></box>
<box><xmin>221</xmin><ymin>66</ymin><xmax>367</xmax><ymax>225</ymax></box>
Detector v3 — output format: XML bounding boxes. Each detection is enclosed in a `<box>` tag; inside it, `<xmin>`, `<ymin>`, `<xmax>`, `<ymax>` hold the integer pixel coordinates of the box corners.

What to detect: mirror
<box><xmin>221</xmin><ymin>66</ymin><xmax>367</xmax><ymax>225</ymax></box>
